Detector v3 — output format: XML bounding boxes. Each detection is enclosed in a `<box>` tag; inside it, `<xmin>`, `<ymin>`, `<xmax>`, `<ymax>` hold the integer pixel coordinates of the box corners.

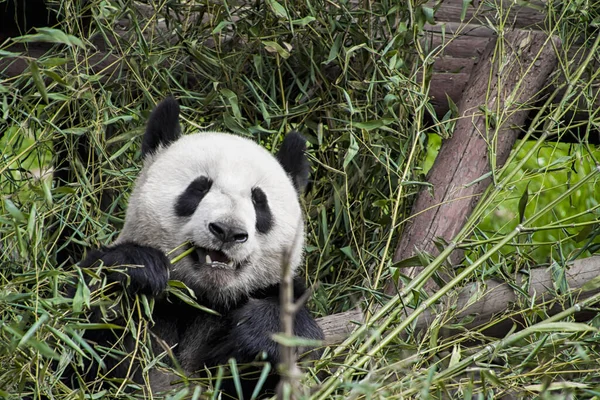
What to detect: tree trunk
<box><xmin>388</xmin><ymin>30</ymin><xmax>561</xmax><ymax>294</ymax></box>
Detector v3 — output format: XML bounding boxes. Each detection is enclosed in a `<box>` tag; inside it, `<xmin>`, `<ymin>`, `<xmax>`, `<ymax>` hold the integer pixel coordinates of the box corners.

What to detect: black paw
<box><xmin>80</xmin><ymin>242</ymin><xmax>170</xmax><ymax>296</ymax></box>
<box><xmin>231</xmin><ymin>298</ymin><xmax>324</xmax><ymax>363</ymax></box>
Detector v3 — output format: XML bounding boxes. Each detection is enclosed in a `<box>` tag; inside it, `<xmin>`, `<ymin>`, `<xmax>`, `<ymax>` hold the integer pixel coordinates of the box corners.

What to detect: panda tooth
<box><xmin>205</xmin><ymin>254</ymin><xmax>212</xmax><ymax>264</ymax></box>
<box><xmin>227</xmin><ymin>260</ymin><xmax>234</xmax><ymax>268</ymax></box>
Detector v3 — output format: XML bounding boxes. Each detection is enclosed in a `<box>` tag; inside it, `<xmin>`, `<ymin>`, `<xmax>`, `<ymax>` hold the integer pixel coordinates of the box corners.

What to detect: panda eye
<box><xmin>175</xmin><ymin>176</ymin><xmax>212</xmax><ymax>217</ymax></box>
<box><xmin>251</xmin><ymin>187</ymin><xmax>273</xmax><ymax>234</ymax></box>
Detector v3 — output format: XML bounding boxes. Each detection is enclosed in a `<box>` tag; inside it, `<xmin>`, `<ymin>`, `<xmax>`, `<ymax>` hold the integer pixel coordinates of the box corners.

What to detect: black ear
<box><xmin>141</xmin><ymin>97</ymin><xmax>182</xmax><ymax>157</ymax></box>
<box><xmin>276</xmin><ymin>132</ymin><xmax>310</xmax><ymax>193</ymax></box>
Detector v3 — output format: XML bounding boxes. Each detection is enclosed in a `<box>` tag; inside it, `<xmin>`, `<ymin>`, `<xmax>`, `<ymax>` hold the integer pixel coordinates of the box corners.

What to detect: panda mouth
<box><xmin>193</xmin><ymin>246</ymin><xmax>237</xmax><ymax>270</ymax></box>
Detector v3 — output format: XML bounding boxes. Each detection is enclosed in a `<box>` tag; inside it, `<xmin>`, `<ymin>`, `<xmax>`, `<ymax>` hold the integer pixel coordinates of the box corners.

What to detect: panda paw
<box><xmin>79</xmin><ymin>242</ymin><xmax>170</xmax><ymax>296</ymax></box>
<box><xmin>230</xmin><ymin>297</ymin><xmax>324</xmax><ymax>364</ymax></box>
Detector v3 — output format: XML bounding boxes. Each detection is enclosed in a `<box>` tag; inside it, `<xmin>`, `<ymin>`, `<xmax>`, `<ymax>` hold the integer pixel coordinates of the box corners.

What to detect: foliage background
<box><xmin>1</xmin><ymin>0</ymin><xmax>600</xmax><ymax>398</ymax></box>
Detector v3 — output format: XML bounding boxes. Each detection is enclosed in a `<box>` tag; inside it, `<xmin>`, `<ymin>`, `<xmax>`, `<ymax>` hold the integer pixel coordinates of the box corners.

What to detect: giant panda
<box><xmin>68</xmin><ymin>97</ymin><xmax>324</xmax><ymax>397</ymax></box>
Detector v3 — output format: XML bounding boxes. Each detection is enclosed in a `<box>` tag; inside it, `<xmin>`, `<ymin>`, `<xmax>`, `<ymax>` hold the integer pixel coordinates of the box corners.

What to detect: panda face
<box><xmin>116</xmin><ymin>98</ymin><xmax>309</xmax><ymax>306</ymax></box>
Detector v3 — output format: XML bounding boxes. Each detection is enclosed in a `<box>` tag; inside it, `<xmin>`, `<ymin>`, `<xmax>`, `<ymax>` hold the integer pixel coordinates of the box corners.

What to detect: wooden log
<box><xmin>422</xmin><ymin>24</ymin><xmax>598</xmax><ymax>120</ymax></box>
<box><xmin>317</xmin><ymin>256</ymin><xmax>600</xmax><ymax>344</ymax></box>
<box><xmin>429</xmin><ymin>0</ymin><xmax>546</xmax><ymax>28</ymax></box>
<box><xmin>388</xmin><ymin>30</ymin><xmax>561</xmax><ymax>295</ymax></box>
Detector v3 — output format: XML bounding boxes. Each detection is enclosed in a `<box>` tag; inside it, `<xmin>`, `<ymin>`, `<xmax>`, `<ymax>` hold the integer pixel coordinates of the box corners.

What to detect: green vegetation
<box><xmin>1</xmin><ymin>0</ymin><xmax>600</xmax><ymax>398</ymax></box>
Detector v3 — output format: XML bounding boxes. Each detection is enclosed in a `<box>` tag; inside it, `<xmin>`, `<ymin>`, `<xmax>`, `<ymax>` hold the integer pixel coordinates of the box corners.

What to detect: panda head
<box><xmin>116</xmin><ymin>97</ymin><xmax>309</xmax><ymax>306</ymax></box>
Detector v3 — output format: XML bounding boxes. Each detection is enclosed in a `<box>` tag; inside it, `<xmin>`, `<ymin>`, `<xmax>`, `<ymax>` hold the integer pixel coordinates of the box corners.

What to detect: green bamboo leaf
<box><xmin>391</xmin><ymin>256</ymin><xmax>424</xmax><ymax>269</ymax></box>
<box><xmin>581</xmin><ymin>275</ymin><xmax>600</xmax><ymax>292</ymax></box>
<box><xmin>72</xmin><ymin>280</ymin><xmax>91</xmax><ymax>313</ymax></box>
<box><xmin>46</xmin><ymin>326</ymin><xmax>89</xmax><ymax>359</ymax></box>
<box><xmin>343</xmin><ymin>134</ymin><xmax>359</xmax><ymax>169</ymax></box>
<box><xmin>421</xmin><ymin>6</ymin><xmax>436</xmax><ymax>24</ymax></box>
<box><xmin>461</xmin><ymin>0</ymin><xmax>473</xmax><ymax>21</ymax></box>
<box><xmin>220</xmin><ymin>88</ymin><xmax>242</xmax><ymax>119</ymax></box>
<box><xmin>574</xmin><ymin>224</ymin><xmax>594</xmax><ymax>243</ymax></box>
<box><xmin>4</xmin><ymin>198</ymin><xmax>25</xmax><ymax>222</ymax></box>
<box><xmin>271</xmin><ymin>333</ymin><xmax>323</xmax><ymax>347</ymax></box>
<box><xmin>262</xmin><ymin>41</ymin><xmax>291</xmax><ymax>59</ymax></box>
<box><xmin>324</xmin><ymin>34</ymin><xmax>342</xmax><ymax>65</ymax></box>
<box><xmin>13</xmin><ymin>27</ymin><xmax>85</xmax><ymax>48</ymax></box>
<box><xmin>265</xmin><ymin>0</ymin><xmax>289</xmax><ymax>19</ymax></box>
<box><xmin>292</xmin><ymin>16</ymin><xmax>316</xmax><ymax>26</ymax></box>
<box><xmin>166</xmin><ymin>282</ymin><xmax>221</xmax><ymax>316</ymax></box>
<box><xmin>518</xmin><ymin>182</ymin><xmax>530</xmax><ymax>224</ymax></box>
<box><xmin>67</xmin><ymin>323</ymin><xmax>125</xmax><ymax>330</ymax></box>
<box><xmin>354</xmin><ymin>119</ymin><xmax>393</xmax><ymax>131</ymax></box>
<box><xmin>29</xmin><ymin>61</ymin><xmax>49</xmax><ymax>104</ymax></box>
<box><xmin>26</xmin><ymin>203</ymin><xmax>36</xmax><ymax>240</ymax></box>
<box><xmin>212</xmin><ymin>20</ymin><xmax>234</xmax><ymax>34</ymax></box>
<box><xmin>26</xmin><ymin>337</ymin><xmax>60</xmax><ymax>359</ymax></box>
<box><xmin>18</xmin><ymin>313</ymin><xmax>49</xmax><ymax>348</ymax></box>
<box><xmin>526</xmin><ymin>322</ymin><xmax>598</xmax><ymax>333</ymax></box>
<box><xmin>42</xmin><ymin>69</ymin><xmax>67</xmax><ymax>85</ymax></box>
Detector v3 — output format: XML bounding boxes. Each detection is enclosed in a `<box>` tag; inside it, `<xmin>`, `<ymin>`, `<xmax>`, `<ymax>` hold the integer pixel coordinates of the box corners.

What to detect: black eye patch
<box><xmin>252</xmin><ymin>187</ymin><xmax>273</xmax><ymax>234</ymax></box>
<box><xmin>175</xmin><ymin>176</ymin><xmax>212</xmax><ymax>217</ymax></box>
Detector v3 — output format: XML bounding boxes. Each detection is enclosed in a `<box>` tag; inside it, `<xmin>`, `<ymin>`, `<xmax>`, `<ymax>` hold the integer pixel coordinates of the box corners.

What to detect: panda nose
<box><xmin>208</xmin><ymin>222</ymin><xmax>249</xmax><ymax>243</ymax></box>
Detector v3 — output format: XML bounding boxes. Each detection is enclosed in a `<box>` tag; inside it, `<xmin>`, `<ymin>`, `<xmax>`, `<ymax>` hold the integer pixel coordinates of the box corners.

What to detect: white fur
<box><xmin>116</xmin><ymin>132</ymin><xmax>304</xmax><ymax>305</ymax></box>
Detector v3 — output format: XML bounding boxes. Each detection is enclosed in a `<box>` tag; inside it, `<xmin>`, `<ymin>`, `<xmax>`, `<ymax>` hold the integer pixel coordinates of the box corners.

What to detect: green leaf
<box><xmin>72</xmin><ymin>279</ymin><xmax>91</xmax><ymax>313</ymax></box>
<box><xmin>29</xmin><ymin>61</ymin><xmax>48</xmax><ymax>104</ymax></box>
<box><xmin>340</xmin><ymin>246</ymin><xmax>359</xmax><ymax>266</ymax></box>
<box><xmin>43</xmin><ymin>69</ymin><xmax>67</xmax><ymax>85</ymax></box>
<box><xmin>461</xmin><ymin>0</ymin><xmax>473</xmax><ymax>21</ymax></box>
<box><xmin>46</xmin><ymin>326</ymin><xmax>89</xmax><ymax>359</ymax></box>
<box><xmin>18</xmin><ymin>313</ymin><xmax>49</xmax><ymax>348</ymax></box>
<box><xmin>446</xmin><ymin>93</ymin><xmax>459</xmax><ymax>118</ymax></box>
<box><xmin>526</xmin><ymin>322</ymin><xmax>598</xmax><ymax>333</ymax></box>
<box><xmin>266</xmin><ymin>0</ymin><xmax>289</xmax><ymax>19</ymax></box>
<box><xmin>421</xmin><ymin>6</ymin><xmax>436</xmax><ymax>24</ymax></box>
<box><xmin>41</xmin><ymin>175</ymin><xmax>53</xmax><ymax>206</ymax></box>
<box><xmin>449</xmin><ymin>344</ymin><xmax>461</xmax><ymax>367</ymax></box>
<box><xmin>166</xmin><ymin>282</ymin><xmax>221</xmax><ymax>316</ymax></box>
<box><xmin>220</xmin><ymin>88</ymin><xmax>242</xmax><ymax>120</ymax></box>
<box><xmin>26</xmin><ymin>203</ymin><xmax>36</xmax><ymax>240</ymax></box>
<box><xmin>324</xmin><ymin>34</ymin><xmax>342</xmax><ymax>65</ymax></box>
<box><xmin>104</xmin><ymin>115</ymin><xmax>134</xmax><ymax>125</ymax></box>
<box><xmin>212</xmin><ymin>20</ymin><xmax>234</xmax><ymax>34</ymax></box>
<box><xmin>341</xmin><ymin>89</ymin><xmax>355</xmax><ymax>114</ymax></box>
<box><xmin>262</xmin><ymin>41</ymin><xmax>291</xmax><ymax>59</ymax></box>
<box><xmin>354</xmin><ymin>118</ymin><xmax>393</xmax><ymax>131</ymax></box>
<box><xmin>343</xmin><ymin>134</ymin><xmax>359</xmax><ymax>169</ymax></box>
<box><xmin>271</xmin><ymin>333</ymin><xmax>323</xmax><ymax>347</ymax></box>
<box><xmin>391</xmin><ymin>256</ymin><xmax>424</xmax><ymax>269</ymax></box>
<box><xmin>3</xmin><ymin>198</ymin><xmax>25</xmax><ymax>222</ymax></box>
<box><xmin>39</xmin><ymin>57</ymin><xmax>69</xmax><ymax>67</ymax></box>
<box><xmin>0</xmin><ymin>49</ymin><xmax>21</xmax><ymax>57</ymax></box>
<box><xmin>581</xmin><ymin>275</ymin><xmax>600</xmax><ymax>292</ymax></box>
<box><xmin>67</xmin><ymin>323</ymin><xmax>125</xmax><ymax>330</ymax></box>
<box><xmin>518</xmin><ymin>182</ymin><xmax>530</xmax><ymax>224</ymax></box>
<box><xmin>25</xmin><ymin>337</ymin><xmax>60</xmax><ymax>360</ymax></box>
<box><xmin>13</xmin><ymin>27</ymin><xmax>85</xmax><ymax>48</ymax></box>
<box><xmin>574</xmin><ymin>224</ymin><xmax>595</xmax><ymax>243</ymax></box>
<box><xmin>250</xmin><ymin>363</ymin><xmax>272</xmax><ymax>400</ymax></box>
<box><xmin>292</xmin><ymin>16</ymin><xmax>316</xmax><ymax>26</ymax></box>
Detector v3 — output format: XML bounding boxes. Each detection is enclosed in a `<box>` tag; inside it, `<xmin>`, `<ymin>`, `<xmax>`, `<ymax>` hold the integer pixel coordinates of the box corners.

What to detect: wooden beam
<box><xmin>317</xmin><ymin>256</ymin><xmax>600</xmax><ymax>344</ymax></box>
<box><xmin>390</xmin><ymin>30</ymin><xmax>561</xmax><ymax>292</ymax></box>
